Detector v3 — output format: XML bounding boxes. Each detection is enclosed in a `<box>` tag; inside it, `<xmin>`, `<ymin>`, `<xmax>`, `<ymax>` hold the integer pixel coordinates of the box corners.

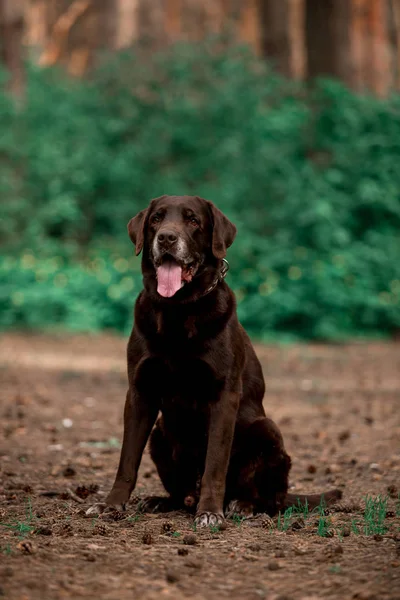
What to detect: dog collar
<box><xmin>202</xmin><ymin>259</ymin><xmax>230</xmax><ymax>296</ymax></box>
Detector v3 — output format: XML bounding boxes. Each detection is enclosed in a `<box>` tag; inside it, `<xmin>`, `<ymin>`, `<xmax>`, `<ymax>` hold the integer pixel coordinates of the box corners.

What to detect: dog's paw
<box><xmin>138</xmin><ymin>496</ymin><xmax>174</xmax><ymax>514</ymax></box>
<box><xmin>194</xmin><ymin>511</ymin><xmax>225</xmax><ymax>528</ymax></box>
<box><xmin>85</xmin><ymin>502</ymin><xmax>126</xmax><ymax>517</ymax></box>
<box><xmin>225</xmin><ymin>500</ymin><xmax>254</xmax><ymax>519</ymax></box>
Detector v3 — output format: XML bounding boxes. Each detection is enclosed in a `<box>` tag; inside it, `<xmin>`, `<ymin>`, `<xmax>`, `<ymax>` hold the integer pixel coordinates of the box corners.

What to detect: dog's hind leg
<box><xmin>226</xmin><ymin>417</ymin><xmax>341</xmax><ymax>518</ymax></box>
<box><xmin>225</xmin><ymin>417</ymin><xmax>291</xmax><ymax>518</ymax></box>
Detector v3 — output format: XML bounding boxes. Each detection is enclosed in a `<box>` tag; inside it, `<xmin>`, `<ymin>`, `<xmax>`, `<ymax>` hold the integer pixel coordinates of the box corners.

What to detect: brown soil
<box><xmin>1</xmin><ymin>333</ymin><xmax>399</xmax><ymax>600</ymax></box>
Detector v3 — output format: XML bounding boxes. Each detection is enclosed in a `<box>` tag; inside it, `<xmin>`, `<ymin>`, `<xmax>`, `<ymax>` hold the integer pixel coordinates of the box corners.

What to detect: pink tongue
<box><xmin>157</xmin><ymin>261</ymin><xmax>182</xmax><ymax>298</ymax></box>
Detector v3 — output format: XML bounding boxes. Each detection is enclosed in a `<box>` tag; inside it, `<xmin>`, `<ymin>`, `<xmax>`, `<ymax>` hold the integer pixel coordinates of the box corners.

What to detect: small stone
<box><xmin>183</xmin><ymin>533</ymin><xmax>197</xmax><ymax>545</ymax></box>
<box><xmin>62</xmin><ymin>466</ymin><xmax>76</xmax><ymax>478</ymax></box>
<box><xmin>301</xmin><ymin>379</ymin><xmax>313</xmax><ymax>391</ymax></box>
<box><xmin>369</xmin><ymin>463</ymin><xmax>380</xmax><ymax>472</ymax></box>
<box><xmin>34</xmin><ymin>525</ymin><xmax>52</xmax><ymax>536</ymax></box>
<box><xmin>48</xmin><ymin>444</ymin><xmax>63</xmax><ymax>452</ymax></box>
<box><xmin>177</xmin><ymin>547</ymin><xmax>189</xmax><ymax>556</ymax></box>
<box><xmin>85</xmin><ymin>554</ymin><xmax>96</xmax><ymax>562</ymax></box>
<box><xmin>307</xmin><ymin>464</ymin><xmax>317</xmax><ymax>474</ymax></box>
<box><xmin>83</xmin><ymin>397</ymin><xmax>96</xmax><ymax>407</ymax></box>
<box><xmin>342</xmin><ymin>526</ymin><xmax>351</xmax><ymax>537</ymax></box>
<box><xmin>268</xmin><ymin>559</ymin><xmax>281</xmax><ymax>571</ymax></box>
<box><xmin>142</xmin><ymin>532</ymin><xmax>153</xmax><ymax>545</ymax></box>
<box><xmin>166</xmin><ymin>568</ymin><xmax>180</xmax><ymax>583</ymax></box>
<box><xmin>293</xmin><ymin>544</ymin><xmax>308</xmax><ymax>555</ymax></box>
<box><xmin>62</xmin><ymin>418</ymin><xmax>73</xmax><ymax>428</ymax></box>
<box><xmin>331</xmin><ymin>543</ymin><xmax>343</xmax><ymax>554</ymax></box>
<box><xmin>184</xmin><ymin>558</ymin><xmax>202</xmax><ymax>569</ymax></box>
<box><xmin>275</xmin><ymin>549</ymin><xmax>286</xmax><ymax>558</ymax></box>
<box><xmin>325</xmin><ymin>464</ymin><xmax>340</xmax><ymax>475</ymax></box>
<box><xmin>17</xmin><ymin>540</ymin><xmax>35</xmax><ymax>554</ymax></box>
<box><xmin>322</xmin><ymin>542</ymin><xmax>343</xmax><ymax>559</ymax></box>
<box><xmin>387</xmin><ymin>484</ymin><xmax>398</xmax><ymax>499</ymax></box>
<box><xmin>338</xmin><ymin>430</ymin><xmax>350</xmax><ymax>442</ymax></box>
<box><xmin>247</xmin><ymin>543</ymin><xmax>261</xmax><ymax>552</ymax></box>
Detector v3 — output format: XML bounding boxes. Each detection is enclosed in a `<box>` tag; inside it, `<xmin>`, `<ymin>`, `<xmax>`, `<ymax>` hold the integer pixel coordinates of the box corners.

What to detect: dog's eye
<box><xmin>152</xmin><ymin>214</ymin><xmax>162</xmax><ymax>224</ymax></box>
<box><xmin>189</xmin><ymin>216</ymin><xmax>199</xmax><ymax>226</ymax></box>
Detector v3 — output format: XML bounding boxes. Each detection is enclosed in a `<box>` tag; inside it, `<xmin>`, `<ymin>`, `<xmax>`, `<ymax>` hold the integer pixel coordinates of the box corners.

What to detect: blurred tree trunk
<box><xmin>352</xmin><ymin>0</ymin><xmax>391</xmax><ymax>95</ymax></box>
<box><xmin>290</xmin><ymin>0</ymin><xmax>306</xmax><ymax>80</ymax></box>
<box><xmin>116</xmin><ymin>0</ymin><xmax>139</xmax><ymax>49</ymax></box>
<box><xmin>258</xmin><ymin>0</ymin><xmax>291</xmax><ymax>76</ymax></box>
<box><xmin>25</xmin><ymin>0</ymin><xmax>119</xmax><ymax>76</ymax></box>
<box><xmin>305</xmin><ymin>0</ymin><xmax>352</xmax><ymax>84</ymax></box>
<box><xmin>388</xmin><ymin>0</ymin><xmax>400</xmax><ymax>89</ymax></box>
<box><xmin>137</xmin><ymin>0</ymin><xmax>165</xmax><ymax>49</ymax></box>
<box><xmin>0</xmin><ymin>0</ymin><xmax>25</xmax><ymax>95</ymax></box>
<box><xmin>365</xmin><ymin>0</ymin><xmax>391</xmax><ymax>95</ymax></box>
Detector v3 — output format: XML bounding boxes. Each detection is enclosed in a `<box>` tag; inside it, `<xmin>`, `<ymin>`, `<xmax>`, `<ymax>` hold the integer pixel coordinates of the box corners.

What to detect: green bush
<box><xmin>1</xmin><ymin>40</ymin><xmax>400</xmax><ymax>340</ymax></box>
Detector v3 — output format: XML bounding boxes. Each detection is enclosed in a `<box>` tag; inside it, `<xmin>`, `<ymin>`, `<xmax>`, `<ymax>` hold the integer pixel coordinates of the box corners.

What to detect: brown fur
<box><xmin>98</xmin><ymin>195</ymin><xmax>341</xmax><ymax>525</ymax></box>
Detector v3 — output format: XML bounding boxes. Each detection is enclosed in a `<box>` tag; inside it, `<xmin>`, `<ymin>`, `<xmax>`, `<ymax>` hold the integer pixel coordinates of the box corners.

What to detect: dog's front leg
<box><xmin>86</xmin><ymin>389</ymin><xmax>158</xmax><ymax>515</ymax></box>
<box><xmin>195</xmin><ymin>391</ymin><xmax>239</xmax><ymax>528</ymax></box>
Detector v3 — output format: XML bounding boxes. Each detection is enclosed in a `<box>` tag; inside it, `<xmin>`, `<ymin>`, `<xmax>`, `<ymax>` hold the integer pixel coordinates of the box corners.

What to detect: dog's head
<box><xmin>128</xmin><ymin>195</ymin><xmax>236</xmax><ymax>299</ymax></box>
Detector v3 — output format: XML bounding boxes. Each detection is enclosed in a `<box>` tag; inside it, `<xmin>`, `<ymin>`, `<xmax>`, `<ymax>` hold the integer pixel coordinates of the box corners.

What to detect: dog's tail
<box><xmin>283</xmin><ymin>488</ymin><xmax>342</xmax><ymax>511</ymax></box>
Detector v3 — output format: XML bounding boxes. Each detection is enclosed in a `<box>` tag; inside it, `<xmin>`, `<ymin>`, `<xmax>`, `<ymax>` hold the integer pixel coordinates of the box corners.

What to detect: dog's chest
<box><xmin>159</xmin><ymin>356</ymin><xmax>221</xmax><ymax>404</ymax></box>
<box><xmin>152</xmin><ymin>358</ymin><xmax>216</xmax><ymax>443</ymax></box>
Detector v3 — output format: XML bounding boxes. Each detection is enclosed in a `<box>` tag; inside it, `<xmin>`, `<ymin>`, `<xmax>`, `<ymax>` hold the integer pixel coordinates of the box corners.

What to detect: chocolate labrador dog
<box><xmin>87</xmin><ymin>195</ymin><xmax>341</xmax><ymax>526</ymax></box>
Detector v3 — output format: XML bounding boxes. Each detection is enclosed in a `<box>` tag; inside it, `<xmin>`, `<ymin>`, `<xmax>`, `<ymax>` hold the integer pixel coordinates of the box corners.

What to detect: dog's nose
<box><xmin>157</xmin><ymin>231</ymin><xmax>178</xmax><ymax>246</ymax></box>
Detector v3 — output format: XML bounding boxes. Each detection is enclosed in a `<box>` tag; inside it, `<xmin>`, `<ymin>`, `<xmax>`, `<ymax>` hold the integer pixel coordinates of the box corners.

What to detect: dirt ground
<box><xmin>1</xmin><ymin>332</ymin><xmax>399</xmax><ymax>600</ymax></box>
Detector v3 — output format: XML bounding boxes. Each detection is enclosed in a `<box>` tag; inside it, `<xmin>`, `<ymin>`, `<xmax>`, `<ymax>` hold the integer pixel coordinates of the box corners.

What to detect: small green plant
<box><xmin>329</xmin><ymin>565</ymin><xmax>341</xmax><ymax>574</ymax></box>
<box><xmin>127</xmin><ymin>514</ymin><xmax>140</xmax><ymax>524</ymax></box>
<box><xmin>351</xmin><ymin>519</ymin><xmax>361</xmax><ymax>535</ymax></box>
<box><xmin>277</xmin><ymin>506</ymin><xmax>294</xmax><ymax>531</ymax></box>
<box><xmin>396</xmin><ymin>494</ymin><xmax>400</xmax><ymax>517</ymax></box>
<box><xmin>363</xmin><ymin>495</ymin><xmax>388</xmax><ymax>535</ymax></box>
<box><xmin>317</xmin><ymin>515</ymin><xmax>332</xmax><ymax>537</ymax></box>
<box><xmin>295</xmin><ymin>499</ymin><xmax>310</xmax><ymax>518</ymax></box>
<box><xmin>1</xmin><ymin>543</ymin><xmax>12</xmax><ymax>556</ymax></box>
<box><xmin>315</xmin><ymin>496</ymin><xmax>327</xmax><ymax>516</ymax></box>
<box><xmin>0</xmin><ymin>498</ymin><xmax>36</xmax><ymax>539</ymax></box>
<box><xmin>231</xmin><ymin>513</ymin><xmax>246</xmax><ymax>527</ymax></box>
<box><xmin>209</xmin><ymin>525</ymin><xmax>220</xmax><ymax>534</ymax></box>
<box><xmin>335</xmin><ymin>527</ymin><xmax>344</xmax><ymax>542</ymax></box>
<box><xmin>171</xmin><ymin>531</ymin><xmax>181</xmax><ymax>538</ymax></box>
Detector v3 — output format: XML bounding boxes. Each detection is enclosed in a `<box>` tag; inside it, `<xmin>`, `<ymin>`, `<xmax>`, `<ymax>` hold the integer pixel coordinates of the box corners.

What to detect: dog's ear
<box><xmin>207</xmin><ymin>201</ymin><xmax>237</xmax><ymax>259</ymax></box>
<box><xmin>127</xmin><ymin>208</ymin><xmax>148</xmax><ymax>256</ymax></box>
